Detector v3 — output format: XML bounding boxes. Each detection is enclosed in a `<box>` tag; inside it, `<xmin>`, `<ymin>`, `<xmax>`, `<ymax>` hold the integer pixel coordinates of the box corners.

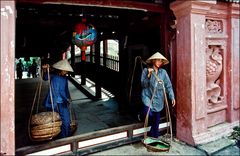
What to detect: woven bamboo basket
<box><xmin>142</xmin><ymin>137</ymin><xmax>170</xmax><ymax>152</ymax></box>
<box><xmin>68</xmin><ymin>101</ymin><xmax>77</xmax><ymax>135</ymax></box>
<box><xmin>31</xmin><ymin>121</ymin><xmax>62</xmax><ymax>130</ymax></box>
<box><xmin>30</xmin><ymin>111</ymin><xmax>62</xmax><ymax>141</ymax></box>
<box><xmin>31</xmin><ymin>112</ymin><xmax>61</xmax><ymax>125</ymax></box>
<box><xmin>31</xmin><ymin>126</ymin><xmax>61</xmax><ymax>136</ymax></box>
<box><xmin>70</xmin><ymin>120</ymin><xmax>77</xmax><ymax>134</ymax></box>
<box><xmin>31</xmin><ymin>128</ymin><xmax>61</xmax><ymax>140</ymax></box>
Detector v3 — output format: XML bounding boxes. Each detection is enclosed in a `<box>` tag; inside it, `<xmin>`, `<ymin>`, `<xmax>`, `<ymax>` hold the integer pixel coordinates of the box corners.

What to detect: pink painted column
<box><xmin>170</xmin><ymin>1</ymin><xmax>212</xmax><ymax>145</ymax></box>
<box><xmin>0</xmin><ymin>1</ymin><xmax>15</xmax><ymax>155</ymax></box>
<box><xmin>171</xmin><ymin>1</ymin><xmax>239</xmax><ymax>145</ymax></box>
<box><xmin>227</xmin><ymin>3</ymin><xmax>239</xmax><ymax>122</ymax></box>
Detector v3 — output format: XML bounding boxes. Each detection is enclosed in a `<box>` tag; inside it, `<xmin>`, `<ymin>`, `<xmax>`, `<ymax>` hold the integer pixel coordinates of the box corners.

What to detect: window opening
<box><xmin>100</xmin><ymin>39</ymin><xmax>119</xmax><ymax>71</ymax></box>
<box><xmin>15</xmin><ymin>57</ymin><xmax>41</xmax><ymax>79</ymax></box>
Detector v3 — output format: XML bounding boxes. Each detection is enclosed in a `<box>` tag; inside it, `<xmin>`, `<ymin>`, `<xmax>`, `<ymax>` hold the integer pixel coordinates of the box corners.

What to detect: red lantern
<box><xmin>72</xmin><ymin>21</ymin><xmax>97</xmax><ymax>62</ymax></box>
<box><xmin>81</xmin><ymin>46</ymin><xmax>87</xmax><ymax>61</ymax></box>
<box><xmin>72</xmin><ymin>22</ymin><xmax>97</xmax><ymax>49</ymax></box>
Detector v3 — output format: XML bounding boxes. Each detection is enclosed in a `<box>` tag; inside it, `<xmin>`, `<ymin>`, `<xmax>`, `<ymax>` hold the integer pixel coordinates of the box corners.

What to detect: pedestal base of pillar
<box><xmin>192</xmin><ymin>121</ymin><xmax>239</xmax><ymax>145</ymax></box>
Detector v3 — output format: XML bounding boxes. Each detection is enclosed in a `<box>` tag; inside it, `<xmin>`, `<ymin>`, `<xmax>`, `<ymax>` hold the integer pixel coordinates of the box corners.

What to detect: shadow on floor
<box><xmin>15</xmin><ymin>78</ymin><xmax>139</xmax><ymax>149</ymax></box>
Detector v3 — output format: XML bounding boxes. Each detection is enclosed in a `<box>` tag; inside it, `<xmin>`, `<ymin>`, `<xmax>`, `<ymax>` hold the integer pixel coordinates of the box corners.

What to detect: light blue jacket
<box><xmin>141</xmin><ymin>68</ymin><xmax>175</xmax><ymax>112</ymax></box>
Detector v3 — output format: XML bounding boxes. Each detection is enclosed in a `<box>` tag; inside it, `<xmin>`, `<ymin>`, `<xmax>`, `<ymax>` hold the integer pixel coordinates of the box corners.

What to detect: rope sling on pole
<box><xmin>129</xmin><ymin>56</ymin><xmax>173</xmax><ymax>152</ymax></box>
<box><xmin>28</xmin><ymin>66</ymin><xmax>62</xmax><ymax>141</ymax></box>
<box><xmin>66</xmin><ymin>94</ymin><xmax>78</xmax><ymax>135</ymax></box>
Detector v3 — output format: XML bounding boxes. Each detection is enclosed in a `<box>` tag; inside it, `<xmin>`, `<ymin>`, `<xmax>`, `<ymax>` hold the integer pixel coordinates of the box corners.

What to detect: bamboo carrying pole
<box><xmin>28</xmin><ymin>67</ymin><xmax>61</xmax><ymax>141</ymax></box>
<box><xmin>129</xmin><ymin>56</ymin><xmax>173</xmax><ymax>151</ymax></box>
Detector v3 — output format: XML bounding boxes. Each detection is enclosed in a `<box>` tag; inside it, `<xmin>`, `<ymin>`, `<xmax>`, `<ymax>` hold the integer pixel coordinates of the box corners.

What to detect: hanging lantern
<box><xmin>72</xmin><ymin>22</ymin><xmax>97</xmax><ymax>51</ymax></box>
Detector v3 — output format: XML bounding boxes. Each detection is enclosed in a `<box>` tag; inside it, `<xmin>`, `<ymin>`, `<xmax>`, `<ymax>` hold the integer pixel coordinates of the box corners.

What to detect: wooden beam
<box><xmin>70</xmin><ymin>43</ymin><xmax>75</xmax><ymax>77</ymax></box>
<box><xmin>95</xmin><ymin>40</ymin><xmax>102</xmax><ymax>99</ymax></box>
<box><xmin>16</xmin><ymin>0</ymin><xmax>165</xmax><ymax>13</ymax></box>
<box><xmin>16</xmin><ymin>123</ymin><xmax>143</xmax><ymax>155</ymax></box>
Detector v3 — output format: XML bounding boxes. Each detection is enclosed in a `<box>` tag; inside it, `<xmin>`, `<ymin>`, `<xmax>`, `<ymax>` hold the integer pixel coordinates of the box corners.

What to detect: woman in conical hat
<box><xmin>42</xmin><ymin>59</ymin><xmax>74</xmax><ymax>138</ymax></box>
<box><xmin>140</xmin><ymin>52</ymin><xmax>175</xmax><ymax>139</ymax></box>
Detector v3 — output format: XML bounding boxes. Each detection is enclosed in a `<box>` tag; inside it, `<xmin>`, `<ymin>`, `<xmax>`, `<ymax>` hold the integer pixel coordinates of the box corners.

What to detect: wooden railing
<box><xmin>71</xmin><ymin>53</ymin><xmax>119</xmax><ymax>72</ymax></box>
<box><xmin>16</xmin><ymin>123</ymin><xmax>144</xmax><ymax>155</ymax></box>
<box><xmin>16</xmin><ymin>122</ymin><xmax>170</xmax><ymax>155</ymax></box>
<box><xmin>103</xmin><ymin>54</ymin><xmax>119</xmax><ymax>71</ymax></box>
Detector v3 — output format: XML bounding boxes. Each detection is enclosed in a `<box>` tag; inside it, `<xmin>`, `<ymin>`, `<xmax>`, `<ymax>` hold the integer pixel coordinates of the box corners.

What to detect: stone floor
<box><xmin>15</xmin><ymin>77</ymin><xmax>239</xmax><ymax>155</ymax></box>
<box><xmin>90</xmin><ymin>137</ymin><xmax>240</xmax><ymax>156</ymax></box>
<box><xmin>15</xmin><ymin>77</ymin><xmax>139</xmax><ymax>149</ymax></box>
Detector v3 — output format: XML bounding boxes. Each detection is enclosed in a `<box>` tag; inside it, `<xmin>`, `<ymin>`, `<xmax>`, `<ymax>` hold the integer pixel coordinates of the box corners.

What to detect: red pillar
<box><xmin>171</xmin><ymin>1</ymin><xmax>211</xmax><ymax>145</ymax></box>
<box><xmin>81</xmin><ymin>47</ymin><xmax>86</xmax><ymax>85</ymax></box>
<box><xmin>0</xmin><ymin>1</ymin><xmax>15</xmax><ymax>155</ymax></box>
<box><xmin>227</xmin><ymin>3</ymin><xmax>240</xmax><ymax>122</ymax></box>
<box><xmin>171</xmin><ymin>1</ymin><xmax>239</xmax><ymax>145</ymax></box>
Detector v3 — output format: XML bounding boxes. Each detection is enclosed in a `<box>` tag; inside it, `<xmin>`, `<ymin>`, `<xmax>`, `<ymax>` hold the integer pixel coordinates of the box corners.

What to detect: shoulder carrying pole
<box><xmin>129</xmin><ymin>56</ymin><xmax>173</xmax><ymax>145</ymax></box>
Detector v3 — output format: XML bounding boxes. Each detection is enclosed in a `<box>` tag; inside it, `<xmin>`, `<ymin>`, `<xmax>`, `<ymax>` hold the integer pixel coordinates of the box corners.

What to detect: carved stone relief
<box><xmin>206</xmin><ymin>46</ymin><xmax>224</xmax><ymax>105</ymax></box>
<box><xmin>205</xmin><ymin>19</ymin><xmax>223</xmax><ymax>34</ymax></box>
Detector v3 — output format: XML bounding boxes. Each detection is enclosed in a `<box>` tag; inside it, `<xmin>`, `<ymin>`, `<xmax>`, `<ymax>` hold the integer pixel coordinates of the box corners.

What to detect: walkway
<box><xmin>90</xmin><ymin>137</ymin><xmax>240</xmax><ymax>155</ymax></box>
<box><xmin>15</xmin><ymin>78</ymin><xmax>239</xmax><ymax>155</ymax></box>
<box><xmin>15</xmin><ymin>77</ymin><xmax>138</xmax><ymax>149</ymax></box>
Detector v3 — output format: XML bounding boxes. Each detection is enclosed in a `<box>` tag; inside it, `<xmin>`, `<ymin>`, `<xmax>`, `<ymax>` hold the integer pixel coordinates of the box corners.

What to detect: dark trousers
<box><xmin>47</xmin><ymin>102</ymin><xmax>71</xmax><ymax>138</ymax></box>
<box><xmin>141</xmin><ymin>105</ymin><xmax>161</xmax><ymax>138</ymax></box>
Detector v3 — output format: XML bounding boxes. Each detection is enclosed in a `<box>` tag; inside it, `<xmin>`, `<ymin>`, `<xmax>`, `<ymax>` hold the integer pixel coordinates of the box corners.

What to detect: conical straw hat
<box><xmin>146</xmin><ymin>52</ymin><xmax>169</xmax><ymax>65</ymax></box>
<box><xmin>52</xmin><ymin>59</ymin><xmax>74</xmax><ymax>72</ymax></box>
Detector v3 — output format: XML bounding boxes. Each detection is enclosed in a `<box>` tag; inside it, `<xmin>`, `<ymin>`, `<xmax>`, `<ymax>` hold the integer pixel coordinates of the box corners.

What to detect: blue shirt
<box><xmin>43</xmin><ymin>73</ymin><xmax>70</xmax><ymax>109</ymax></box>
<box><xmin>141</xmin><ymin>68</ymin><xmax>175</xmax><ymax>112</ymax></box>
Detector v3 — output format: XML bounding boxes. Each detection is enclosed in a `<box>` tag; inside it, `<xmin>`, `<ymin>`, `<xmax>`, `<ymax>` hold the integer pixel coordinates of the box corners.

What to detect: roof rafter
<box><xmin>17</xmin><ymin>0</ymin><xmax>165</xmax><ymax>13</ymax></box>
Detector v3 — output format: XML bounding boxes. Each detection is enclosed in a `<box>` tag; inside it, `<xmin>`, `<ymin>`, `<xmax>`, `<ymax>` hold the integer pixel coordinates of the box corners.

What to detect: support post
<box><xmin>170</xmin><ymin>1</ymin><xmax>213</xmax><ymax>145</ymax></box>
<box><xmin>0</xmin><ymin>1</ymin><xmax>16</xmax><ymax>155</ymax></box>
<box><xmin>81</xmin><ymin>47</ymin><xmax>86</xmax><ymax>85</ymax></box>
<box><xmin>171</xmin><ymin>0</ymin><xmax>239</xmax><ymax>145</ymax></box>
<box><xmin>95</xmin><ymin>41</ymin><xmax>101</xmax><ymax>99</ymax></box>
<box><xmin>103</xmin><ymin>40</ymin><xmax>108</xmax><ymax>67</ymax></box>
<box><xmin>71</xmin><ymin>43</ymin><xmax>75</xmax><ymax>77</ymax></box>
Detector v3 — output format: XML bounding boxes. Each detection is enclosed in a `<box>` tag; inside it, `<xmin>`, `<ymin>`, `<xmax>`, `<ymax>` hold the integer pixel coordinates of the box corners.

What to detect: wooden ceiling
<box><xmin>16</xmin><ymin>0</ymin><xmax>170</xmax><ymax>58</ymax></box>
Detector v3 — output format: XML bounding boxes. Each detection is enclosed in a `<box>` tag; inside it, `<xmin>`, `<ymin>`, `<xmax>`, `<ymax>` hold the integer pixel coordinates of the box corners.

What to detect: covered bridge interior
<box><xmin>15</xmin><ymin>0</ymin><xmax>176</xmax><ymax>155</ymax></box>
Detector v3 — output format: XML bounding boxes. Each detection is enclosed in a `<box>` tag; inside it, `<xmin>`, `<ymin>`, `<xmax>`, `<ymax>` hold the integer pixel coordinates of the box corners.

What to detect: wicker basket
<box><xmin>31</xmin><ymin>126</ymin><xmax>61</xmax><ymax>136</ymax></box>
<box><xmin>31</xmin><ymin>121</ymin><xmax>62</xmax><ymax>130</ymax></box>
<box><xmin>31</xmin><ymin>128</ymin><xmax>61</xmax><ymax>140</ymax></box>
<box><xmin>142</xmin><ymin>137</ymin><xmax>170</xmax><ymax>152</ymax></box>
<box><xmin>30</xmin><ymin>111</ymin><xmax>62</xmax><ymax>141</ymax></box>
<box><xmin>70</xmin><ymin>120</ymin><xmax>77</xmax><ymax>134</ymax></box>
<box><xmin>31</xmin><ymin>112</ymin><xmax>61</xmax><ymax>125</ymax></box>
